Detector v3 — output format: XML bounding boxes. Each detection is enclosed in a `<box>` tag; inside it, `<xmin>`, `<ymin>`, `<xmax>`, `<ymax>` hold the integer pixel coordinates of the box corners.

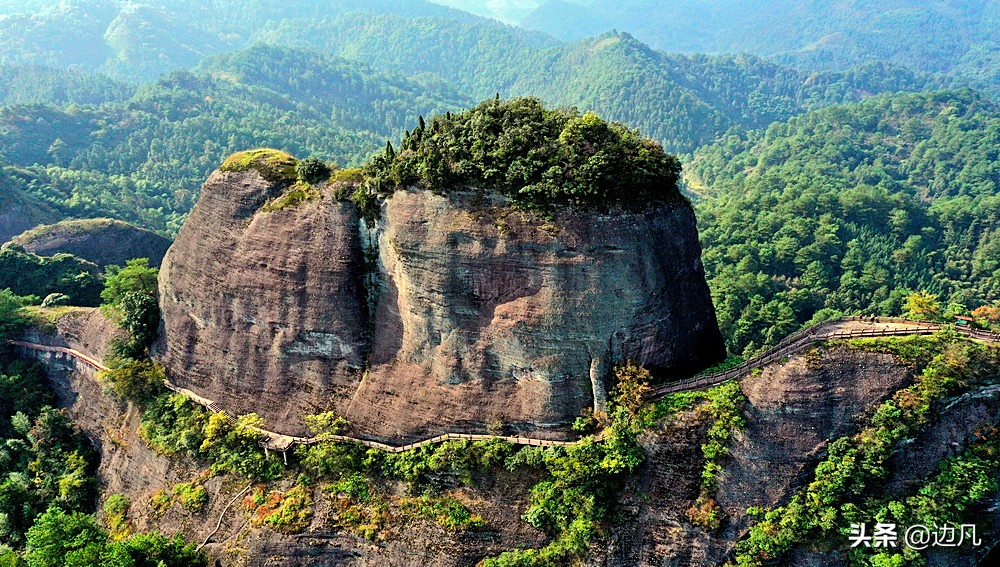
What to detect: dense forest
<box><xmin>256</xmin><ymin>13</ymin><xmax>961</xmax><ymax>152</ymax></box>
<box><xmin>0</xmin><ymin>47</ymin><xmax>470</xmax><ymax>234</ymax></box>
<box><xmin>691</xmin><ymin>89</ymin><xmax>1000</xmax><ymax>355</ymax></box>
<box><xmin>364</xmin><ymin>97</ymin><xmax>682</xmax><ymax>209</ymax></box>
<box><xmin>0</xmin><ymin>29</ymin><xmax>963</xmax><ymax>234</ymax></box>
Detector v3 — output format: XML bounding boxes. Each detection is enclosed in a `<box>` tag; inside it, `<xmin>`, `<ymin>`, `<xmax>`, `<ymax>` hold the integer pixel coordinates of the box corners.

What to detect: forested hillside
<box><xmin>0</xmin><ymin>47</ymin><xmax>470</xmax><ymax>234</ymax></box>
<box><xmin>519</xmin><ymin>0</ymin><xmax>1000</xmax><ymax>92</ymax></box>
<box><xmin>257</xmin><ymin>14</ymin><xmax>958</xmax><ymax>152</ymax></box>
<box><xmin>690</xmin><ymin>89</ymin><xmax>1000</xmax><ymax>355</ymax></box>
<box><xmin>0</xmin><ymin>0</ymin><xmax>477</xmax><ymax>82</ymax></box>
<box><xmin>1</xmin><ymin>0</ymin><xmax>998</xmax><ymax>356</ymax></box>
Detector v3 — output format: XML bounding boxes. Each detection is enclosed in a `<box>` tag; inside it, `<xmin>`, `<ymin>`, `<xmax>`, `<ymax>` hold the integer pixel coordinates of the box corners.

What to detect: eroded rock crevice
<box><xmin>155</xmin><ymin>170</ymin><xmax>726</xmax><ymax>439</ymax></box>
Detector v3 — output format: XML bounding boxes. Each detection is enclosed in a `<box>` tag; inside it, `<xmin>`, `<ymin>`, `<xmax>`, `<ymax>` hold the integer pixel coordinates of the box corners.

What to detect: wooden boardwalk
<box><xmin>9</xmin><ymin>317</ymin><xmax>999</xmax><ymax>453</ymax></box>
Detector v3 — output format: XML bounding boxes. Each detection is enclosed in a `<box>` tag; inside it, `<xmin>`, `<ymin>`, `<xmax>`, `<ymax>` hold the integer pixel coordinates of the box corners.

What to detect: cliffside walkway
<box><xmin>9</xmin><ymin>316</ymin><xmax>1000</xmax><ymax>454</ymax></box>
<box><xmin>649</xmin><ymin>316</ymin><xmax>999</xmax><ymax>397</ymax></box>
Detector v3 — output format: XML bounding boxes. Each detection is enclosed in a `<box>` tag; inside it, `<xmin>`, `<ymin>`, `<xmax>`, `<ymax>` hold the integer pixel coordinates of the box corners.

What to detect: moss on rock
<box><xmin>220</xmin><ymin>149</ymin><xmax>299</xmax><ymax>184</ymax></box>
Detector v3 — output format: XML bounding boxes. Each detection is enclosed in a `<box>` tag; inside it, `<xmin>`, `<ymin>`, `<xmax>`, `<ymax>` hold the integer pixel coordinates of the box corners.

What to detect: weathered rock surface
<box><xmin>601</xmin><ymin>345</ymin><xmax>999</xmax><ymax>567</ymax></box>
<box><xmin>20</xmin><ymin>317</ymin><xmax>999</xmax><ymax>566</ymax></box>
<box><xmin>155</xmin><ymin>170</ymin><xmax>369</xmax><ymax>435</ymax></box>
<box><xmin>22</xmin><ymin>311</ymin><xmax>546</xmax><ymax>567</ymax></box>
<box><xmin>155</xmin><ymin>169</ymin><xmax>725</xmax><ymax>438</ymax></box>
<box><xmin>11</xmin><ymin>217</ymin><xmax>172</xmax><ymax>268</ymax></box>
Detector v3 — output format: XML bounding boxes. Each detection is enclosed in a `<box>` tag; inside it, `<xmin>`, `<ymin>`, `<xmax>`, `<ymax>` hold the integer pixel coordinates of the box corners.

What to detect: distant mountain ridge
<box><xmin>256</xmin><ymin>13</ymin><xmax>962</xmax><ymax>151</ymax></box>
<box><xmin>518</xmin><ymin>0</ymin><xmax>1000</xmax><ymax>92</ymax></box>
<box><xmin>0</xmin><ymin>0</ymin><xmax>483</xmax><ymax>82</ymax></box>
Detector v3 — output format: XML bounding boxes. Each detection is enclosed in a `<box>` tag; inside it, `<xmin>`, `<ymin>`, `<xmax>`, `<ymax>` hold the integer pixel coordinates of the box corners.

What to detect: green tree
<box><xmin>117</xmin><ymin>291</ymin><xmax>160</xmax><ymax>355</ymax></box>
<box><xmin>100</xmin><ymin>259</ymin><xmax>158</xmax><ymax>308</ymax></box>
<box><xmin>903</xmin><ymin>291</ymin><xmax>942</xmax><ymax>321</ymax></box>
<box><xmin>23</xmin><ymin>507</ymin><xmax>105</xmax><ymax>567</ymax></box>
<box><xmin>99</xmin><ymin>359</ymin><xmax>166</xmax><ymax>404</ymax></box>
<box><xmin>296</xmin><ymin>157</ymin><xmax>332</xmax><ymax>184</ymax></box>
<box><xmin>0</xmin><ymin>290</ymin><xmax>27</xmax><ymax>340</ymax></box>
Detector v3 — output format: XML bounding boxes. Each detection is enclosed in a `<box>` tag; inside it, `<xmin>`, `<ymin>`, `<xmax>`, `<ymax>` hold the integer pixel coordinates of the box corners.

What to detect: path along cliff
<box><xmin>12</xmin><ymin>316</ymin><xmax>998</xmax><ymax>453</ymax></box>
<box><xmin>152</xmin><ymin>168</ymin><xmax>726</xmax><ymax>441</ymax></box>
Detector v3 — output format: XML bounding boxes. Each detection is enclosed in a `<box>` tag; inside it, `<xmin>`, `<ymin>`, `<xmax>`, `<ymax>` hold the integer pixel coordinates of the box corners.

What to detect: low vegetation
<box><xmin>687</xmin><ymin>381</ymin><xmax>747</xmax><ymax>531</ymax></box>
<box><xmin>220</xmin><ymin>148</ymin><xmax>299</xmax><ymax>184</ymax></box>
<box><xmin>259</xmin><ymin>181</ymin><xmax>320</xmax><ymax>212</ymax></box>
<box><xmin>732</xmin><ymin>333</ymin><xmax>1000</xmax><ymax>566</ymax></box>
<box><xmin>103</xmin><ymin>494</ymin><xmax>131</xmax><ymax>540</ymax></box>
<box><xmin>244</xmin><ymin>484</ymin><xmax>314</xmax><ymax>533</ymax></box>
<box><xmin>0</xmin><ymin>246</ymin><xmax>102</xmax><ymax>307</ymax></box>
<box><xmin>399</xmin><ymin>494</ymin><xmax>485</xmax><ymax>531</ymax></box>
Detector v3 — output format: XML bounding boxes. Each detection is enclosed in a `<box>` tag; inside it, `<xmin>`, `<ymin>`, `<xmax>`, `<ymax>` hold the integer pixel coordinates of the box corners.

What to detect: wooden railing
<box><xmin>8</xmin><ymin>340</ymin><xmax>579</xmax><ymax>452</ymax></box>
<box><xmin>9</xmin><ymin>317</ymin><xmax>999</xmax><ymax>453</ymax></box>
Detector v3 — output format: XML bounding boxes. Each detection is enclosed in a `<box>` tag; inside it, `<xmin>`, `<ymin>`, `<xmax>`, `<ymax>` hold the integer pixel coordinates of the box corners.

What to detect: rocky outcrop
<box><xmin>20</xmin><ymin>316</ymin><xmax>998</xmax><ymax>566</ymax></box>
<box><xmin>155</xmin><ymin>170</ymin><xmax>369</xmax><ymax>435</ymax></box>
<box><xmin>10</xmin><ymin>218</ymin><xmax>172</xmax><ymax>268</ymax></box>
<box><xmin>21</xmin><ymin>312</ymin><xmax>547</xmax><ymax>567</ymax></box>
<box><xmin>155</xmin><ymin>169</ymin><xmax>725</xmax><ymax>438</ymax></box>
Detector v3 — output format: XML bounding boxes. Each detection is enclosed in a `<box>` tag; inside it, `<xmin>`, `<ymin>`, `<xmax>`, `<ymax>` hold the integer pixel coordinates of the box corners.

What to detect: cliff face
<box><xmin>10</xmin><ymin>218</ymin><xmax>172</xmax><ymax>268</ymax></box>
<box><xmin>155</xmin><ymin>170</ymin><xmax>370</xmax><ymax>434</ymax></box>
<box><xmin>25</xmin><ymin>320</ymin><xmax>997</xmax><ymax>566</ymax></box>
<box><xmin>155</xmin><ymin>169</ymin><xmax>724</xmax><ymax>438</ymax></box>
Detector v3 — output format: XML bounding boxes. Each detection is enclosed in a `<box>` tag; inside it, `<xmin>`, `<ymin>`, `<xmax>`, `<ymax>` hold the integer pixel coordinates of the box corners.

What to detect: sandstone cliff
<box><xmin>155</xmin><ymin>168</ymin><xmax>725</xmax><ymax>439</ymax></box>
<box><xmin>23</xmin><ymin>318</ymin><xmax>997</xmax><ymax>566</ymax></box>
<box><xmin>10</xmin><ymin>217</ymin><xmax>172</xmax><ymax>268</ymax></box>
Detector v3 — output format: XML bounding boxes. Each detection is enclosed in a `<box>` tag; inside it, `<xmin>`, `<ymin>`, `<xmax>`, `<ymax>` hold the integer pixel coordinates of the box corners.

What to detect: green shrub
<box><xmin>99</xmin><ymin>359</ymin><xmax>167</xmax><ymax>404</ymax></box>
<box><xmin>0</xmin><ymin>290</ymin><xmax>29</xmax><ymax>340</ymax></box>
<box><xmin>296</xmin><ymin>157</ymin><xmax>332</xmax><ymax>184</ymax></box>
<box><xmin>731</xmin><ymin>337</ymin><xmax>1000</xmax><ymax>566</ymax></box>
<box><xmin>245</xmin><ymin>485</ymin><xmax>313</xmax><ymax>533</ymax></box>
<box><xmin>103</xmin><ymin>494</ymin><xmax>131</xmax><ymax>539</ymax></box>
<box><xmin>148</xmin><ymin>490</ymin><xmax>172</xmax><ymax>517</ymax></box>
<box><xmin>260</xmin><ymin>182</ymin><xmax>320</xmax><ymax>212</ymax></box>
<box><xmin>399</xmin><ymin>495</ymin><xmax>484</xmax><ymax>531</ymax></box>
<box><xmin>0</xmin><ymin>247</ymin><xmax>102</xmax><ymax>307</ymax></box>
<box><xmin>171</xmin><ymin>483</ymin><xmax>207</xmax><ymax>513</ymax></box>
<box><xmin>326</xmin><ymin>474</ymin><xmax>388</xmax><ymax>540</ymax></box>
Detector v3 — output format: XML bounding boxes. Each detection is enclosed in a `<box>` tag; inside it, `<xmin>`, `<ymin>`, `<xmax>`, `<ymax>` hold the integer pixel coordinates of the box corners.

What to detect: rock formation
<box><xmin>11</xmin><ymin>218</ymin><xmax>172</xmax><ymax>268</ymax></box>
<box><xmin>155</xmin><ymin>168</ymin><xmax>725</xmax><ymax>439</ymax></box>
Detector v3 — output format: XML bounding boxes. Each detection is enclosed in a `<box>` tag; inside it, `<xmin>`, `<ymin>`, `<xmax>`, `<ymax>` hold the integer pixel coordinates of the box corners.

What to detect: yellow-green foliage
<box><xmin>172</xmin><ymin>482</ymin><xmax>208</xmax><ymax>513</ymax></box>
<box><xmin>103</xmin><ymin>494</ymin><xmax>131</xmax><ymax>540</ymax></box>
<box><xmin>648</xmin><ymin>379</ymin><xmax>749</xmax><ymax>532</ymax></box>
<box><xmin>244</xmin><ymin>485</ymin><xmax>314</xmax><ymax>534</ymax></box>
<box><xmin>325</xmin><ymin>473</ymin><xmax>389</xmax><ymax>540</ymax></box>
<box><xmin>331</xmin><ymin>167</ymin><xmax>364</xmax><ymax>182</ymax></box>
<box><xmin>731</xmin><ymin>336</ymin><xmax>1000</xmax><ymax>567</ymax></box>
<box><xmin>12</xmin><ymin>218</ymin><xmax>123</xmax><ymax>244</ymax></box>
<box><xmin>149</xmin><ymin>489</ymin><xmax>172</xmax><ymax>517</ymax></box>
<box><xmin>260</xmin><ymin>181</ymin><xmax>320</xmax><ymax>212</ymax></box>
<box><xmin>220</xmin><ymin>149</ymin><xmax>298</xmax><ymax>183</ymax></box>
<box><xmin>21</xmin><ymin>305</ymin><xmax>81</xmax><ymax>334</ymax></box>
<box><xmin>399</xmin><ymin>494</ymin><xmax>485</xmax><ymax>531</ymax></box>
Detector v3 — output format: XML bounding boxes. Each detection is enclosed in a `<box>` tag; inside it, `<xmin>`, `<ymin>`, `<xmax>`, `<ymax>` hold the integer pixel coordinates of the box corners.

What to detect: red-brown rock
<box><xmin>155</xmin><ymin>170</ymin><xmax>725</xmax><ymax>439</ymax></box>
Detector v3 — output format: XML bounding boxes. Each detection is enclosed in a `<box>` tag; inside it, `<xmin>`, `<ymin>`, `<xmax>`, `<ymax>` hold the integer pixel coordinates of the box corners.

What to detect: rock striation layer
<box><xmin>155</xmin><ymin>169</ymin><xmax>725</xmax><ymax>438</ymax></box>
